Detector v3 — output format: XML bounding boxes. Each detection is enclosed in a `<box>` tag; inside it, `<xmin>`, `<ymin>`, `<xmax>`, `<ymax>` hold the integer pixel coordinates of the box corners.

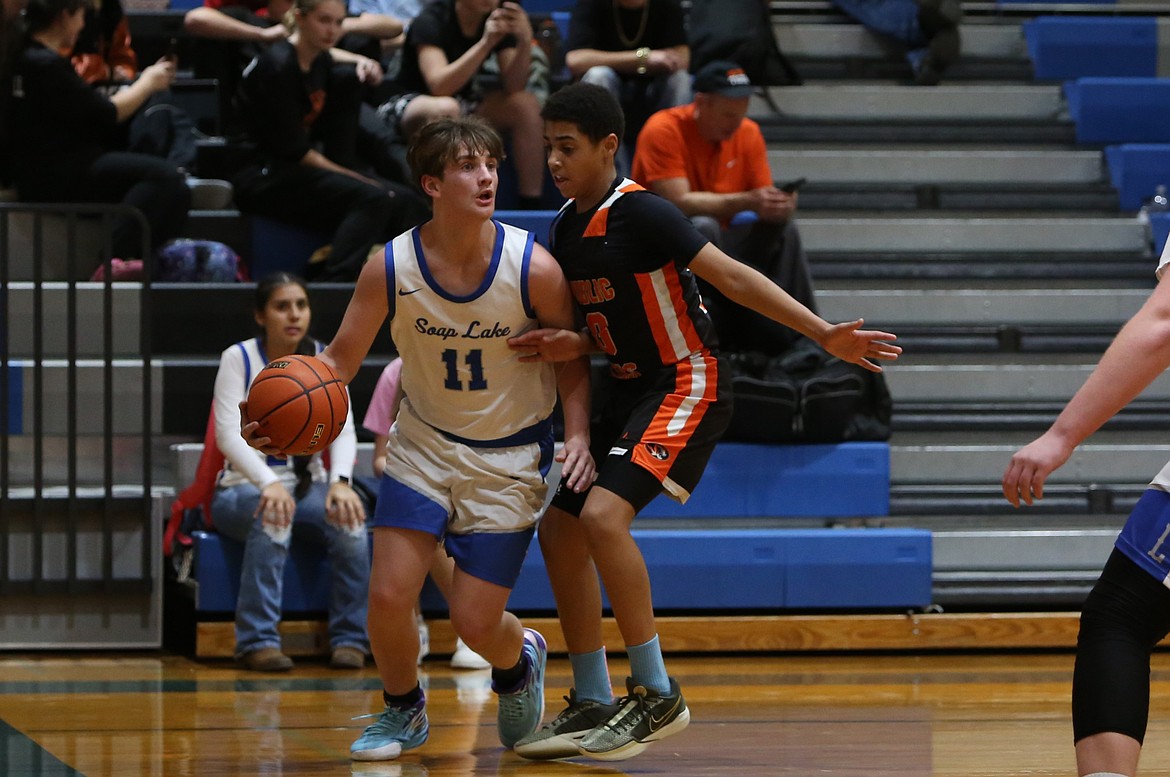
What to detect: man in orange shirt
<box><xmin>631</xmin><ymin>60</ymin><xmax>816</xmax><ymax>353</ymax></box>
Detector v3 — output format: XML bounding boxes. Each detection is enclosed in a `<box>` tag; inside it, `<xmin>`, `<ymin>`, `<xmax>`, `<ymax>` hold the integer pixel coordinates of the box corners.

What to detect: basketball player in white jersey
<box><xmin>242</xmin><ymin>116</ymin><xmax>595</xmax><ymax>763</ymax></box>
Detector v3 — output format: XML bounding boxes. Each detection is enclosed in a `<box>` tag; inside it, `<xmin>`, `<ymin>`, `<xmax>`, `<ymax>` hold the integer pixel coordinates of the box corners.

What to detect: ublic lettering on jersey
<box><xmin>571</xmin><ymin>278</ymin><xmax>615</xmax><ymax>305</ymax></box>
<box><xmin>414</xmin><ymin>317</ymin><xmax>512</xmax><ymax>340</ymax></box>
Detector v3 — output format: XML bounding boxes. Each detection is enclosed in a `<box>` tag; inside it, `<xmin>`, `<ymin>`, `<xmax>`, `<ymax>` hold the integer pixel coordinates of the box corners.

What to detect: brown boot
<box><xmin>330</xmin><ymin>646</ymin><xmax>366</xmax><ymax>669</ymax></box>
<box><xmin>239</xmin><ymin>647</ymin><xmax>294</xmax><ymax>672</ymax></box>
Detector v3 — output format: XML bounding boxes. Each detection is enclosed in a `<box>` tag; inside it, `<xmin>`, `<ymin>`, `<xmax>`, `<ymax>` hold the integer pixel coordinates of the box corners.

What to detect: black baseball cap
<box><xmin>692</xmin><ymin>61</ymin><xmax>754</xmax><ymax>98</ymax></box>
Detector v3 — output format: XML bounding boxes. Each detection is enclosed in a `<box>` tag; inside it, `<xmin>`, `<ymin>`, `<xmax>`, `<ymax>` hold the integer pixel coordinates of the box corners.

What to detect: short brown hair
<box><xmin>406</xmin><ymin>116</ymin><xmax>506</xmax><ymax>192</ymax></box>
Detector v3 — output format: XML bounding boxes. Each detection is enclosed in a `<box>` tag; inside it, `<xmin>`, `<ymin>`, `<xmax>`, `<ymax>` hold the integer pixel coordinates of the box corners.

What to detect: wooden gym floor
<box><xmin>7</xmin><ymin>644</ymin><xmax>1170</xmax><ymax>776</ymax></box>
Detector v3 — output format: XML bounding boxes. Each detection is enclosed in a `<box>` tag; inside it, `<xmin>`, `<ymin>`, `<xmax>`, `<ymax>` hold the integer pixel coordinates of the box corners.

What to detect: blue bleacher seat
<box><xmin>494</xmin><ymin>209</ymin><xmax>558</xmax><ymax>246</ymax></box>
<box><xmin>193</xmin><ymin>524</ymin><xmax>931</xmax><ymax>613</ymax></box>
<box><xmin>1024</xmin><ymin>17</ymin><xmax>1157</xmax><ymax>80</ymax></box>
<box><xmin>515</xmin><ymin>0</ymin><xmax>571</xmax><ymax>12</ymax></box>
<box><xmin>1150</xmin><ymin>211</ymin><xmax>1170</xmax><ymax>257</ymax></box>
<box><xmin>193</xmin><ymin>530</ymin><xmax>337</xmax><ymax>613</ymax></box>
<box><xmin>1066</xmin><ymin>78</ymin><xmax>1170</xmax><ymax>145</ymax></box>
<box><xmin>642</xmin><ymin>442</ymin><xmax>890</xmax><ymax>519</ymax></box>
<box><xmin>190</xmin><ymin>438</ymin><xmax>908</xmax><ymax>614</ymax></box>
<box><xmin>248</xmin><ymin>216</ymin><xmax>331</xmax><ymax>279</ymax></box>
<box><xmin>1104</xmin><ymin>143</ymin><xmax>1170</xmax><ymax>210</ymax></box>
<box><xmin>496</xmin><ymin>528</ymin><xmax>932</xmax><ymax>611</ymax></box>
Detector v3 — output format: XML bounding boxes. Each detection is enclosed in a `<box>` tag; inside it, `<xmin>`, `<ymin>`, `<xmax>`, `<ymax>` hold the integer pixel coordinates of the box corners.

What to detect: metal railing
<box><xmin>1</xmin><ymin>202</ymin><xmax>154</xmax><ymax>600</ymax></box>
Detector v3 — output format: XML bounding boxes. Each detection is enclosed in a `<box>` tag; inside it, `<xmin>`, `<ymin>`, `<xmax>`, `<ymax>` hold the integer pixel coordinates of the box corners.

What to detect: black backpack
<box><xmin>687</xmin><ymin>0</ymin><xmax>801</xmax><ymax>87</ymax></box>
<box><xmin>724</xmin><ymin>341</ymin><xmax>892</xmax><ymax>444</ymax></box>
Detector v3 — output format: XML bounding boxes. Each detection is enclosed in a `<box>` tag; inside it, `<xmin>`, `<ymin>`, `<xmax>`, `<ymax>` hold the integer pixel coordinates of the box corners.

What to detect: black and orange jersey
<box><xmin>550</xmin><ymin>178</ymin><xmax>717</xmax><ymax>381</ymax></box>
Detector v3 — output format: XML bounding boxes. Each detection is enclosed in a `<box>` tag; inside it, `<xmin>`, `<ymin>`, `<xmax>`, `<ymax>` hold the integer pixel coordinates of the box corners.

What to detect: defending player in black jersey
<box><xmin>507</xmin><ymin>83</ymin><xmax>902</xmax><ymax>762</ymax></box>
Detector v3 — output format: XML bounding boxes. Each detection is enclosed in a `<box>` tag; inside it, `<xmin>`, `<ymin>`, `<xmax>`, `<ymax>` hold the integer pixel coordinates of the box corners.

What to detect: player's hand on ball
<box><xmin>821</xmin><ymin>319</ymin><xmax>902</xmax><ymax>373</ymax></box>
<box><xmin>239</xmin><ymin>401</ymin><xmax>285</xmax><ymax>457</ymax></box>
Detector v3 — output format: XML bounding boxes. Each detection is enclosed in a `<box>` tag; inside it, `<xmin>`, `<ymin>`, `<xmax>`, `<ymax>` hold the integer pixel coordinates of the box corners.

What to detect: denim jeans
<box><xmin>580</xmin><ymin>66</ymin><xmax>692</xmax><ymax>175</ymax></box>
<box><xmin>829</xmin><ymin>0</ymin><xmax>928</xmax><ymax>67</ymax></box>
<box><xmin>212</xmin><ymin>481</ymin><xmax>370</xmax><ymax>657</ymax></box>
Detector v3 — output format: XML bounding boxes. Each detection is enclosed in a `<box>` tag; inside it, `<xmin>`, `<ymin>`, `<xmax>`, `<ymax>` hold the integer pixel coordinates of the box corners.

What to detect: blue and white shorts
<box><xmin>371</xmin><ymin>402</ymin><xmax>553</xmax><ymax>588</ymax></box>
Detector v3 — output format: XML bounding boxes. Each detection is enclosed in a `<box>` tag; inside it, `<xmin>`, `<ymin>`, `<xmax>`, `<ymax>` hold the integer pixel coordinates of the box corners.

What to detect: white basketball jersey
<box><xmin>387</xmin><ymin>220</ymin><xmax>557</xmax><ymax>445</ymax></box>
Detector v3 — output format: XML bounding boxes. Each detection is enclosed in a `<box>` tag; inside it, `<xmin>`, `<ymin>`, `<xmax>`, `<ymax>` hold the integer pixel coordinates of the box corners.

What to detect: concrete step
<box><xmin>797</xmin><ymin>215</ymin><xmax>1142</xmax><ymax>252</ymax></box>
<box><xmin>889</xmin><ymin>433</ymin><xmax>1170</xmax><ymax>486</ymax></box>
<box><xmin>794</xmin><ymin>182</ymin><xmax>1117</xmax><ymax>212</ymax></box>
<box><xmin>809</xmin><ymin>250</ymin><xmax>1153</xmax><ymax>282</ymax></box>
<box><xmin>769</xmin><ymin>148</ymin><xmax>1102</xmax><ymax>184</ymax></box>
<box><xmin>755</xmin><ymin>84</ymin><xmax>1063</xmax><ymax>121</ymax></box>
<box><xmin>817</xmin><ymin>287</ymin><xmax>1148</xmax><ymax>326</ymax></box>
<box><xmin>757</xmin><ymin>118</ymin><xmax>1077</xmax><ymax>146</ymax></box>
<box><xmin>883</xmin><ymin>357</ymin><xmax>1170</xmax><ymax>402</ymax></box>
<box><xmin>773</xmin><ymin>20</ymin><xmax>1028</xmax><ymax>61</ymax></box>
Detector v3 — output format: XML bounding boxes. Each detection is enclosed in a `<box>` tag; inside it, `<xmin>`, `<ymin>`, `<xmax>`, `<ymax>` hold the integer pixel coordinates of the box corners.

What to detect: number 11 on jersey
<box><xmin>442</xmin><ymin>348</ymin><xmax>487</xmax><ymax>391</ymax></box>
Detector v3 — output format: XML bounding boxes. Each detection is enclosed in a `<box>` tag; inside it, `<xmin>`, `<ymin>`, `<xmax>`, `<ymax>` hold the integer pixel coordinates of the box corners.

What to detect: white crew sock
<box><xmin>1083</xmin><ymin>772</ymin><xmax>1130</xmax><ymax>777</ymax></box>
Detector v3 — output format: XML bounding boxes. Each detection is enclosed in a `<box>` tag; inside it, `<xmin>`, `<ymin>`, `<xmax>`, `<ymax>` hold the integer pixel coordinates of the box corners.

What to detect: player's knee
<box><xmin>447</xmin><ymin>607</ymin><xmax>494</xmax><ymax>648</ymax></box>
<box><xmin>367</xmin><ymin>581</ymin><xmax>415</xmax><ymax>615</ymax></box>
<box><xmin>577</xmin><ymin>507</ymin><xmax>628</xmax><ymax>549</ymax></box>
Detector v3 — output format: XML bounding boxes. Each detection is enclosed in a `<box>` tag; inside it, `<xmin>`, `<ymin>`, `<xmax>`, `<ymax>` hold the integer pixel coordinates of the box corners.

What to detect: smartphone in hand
<box><xmin>778</xmin><ymin>177</ymin><xmax>807</xmax><ymax>193</ymax></box>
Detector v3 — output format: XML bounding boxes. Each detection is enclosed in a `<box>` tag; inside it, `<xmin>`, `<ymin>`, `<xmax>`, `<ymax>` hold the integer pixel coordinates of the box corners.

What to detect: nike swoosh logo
<box><xmin>648</xmin><ymin>697</ymin><xmax>681</xmax><ymax>732</ymax></box>
<box><xmin>398</xmin><ymin>288</ymin><xmax>422</xmax><ymax>296</ymax></box>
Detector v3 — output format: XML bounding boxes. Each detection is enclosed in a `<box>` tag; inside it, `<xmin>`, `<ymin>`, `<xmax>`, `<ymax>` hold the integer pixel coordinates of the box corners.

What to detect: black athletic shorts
<box><xmin>551</xmin><ymin>356</ymin><xmax>733</xmax><ymax>516</ymax></box>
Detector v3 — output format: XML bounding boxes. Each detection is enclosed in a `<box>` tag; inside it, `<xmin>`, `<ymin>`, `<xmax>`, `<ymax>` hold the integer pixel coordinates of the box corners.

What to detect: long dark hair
<box><xmin>254</xmin><ymin>272</ymin><xmax>316</xmax><ymax>357</ymax></box>
<box><xmin>22</xmin><ymin>0</ymin><xmax>87</xmax><ymax>36</ymax></box>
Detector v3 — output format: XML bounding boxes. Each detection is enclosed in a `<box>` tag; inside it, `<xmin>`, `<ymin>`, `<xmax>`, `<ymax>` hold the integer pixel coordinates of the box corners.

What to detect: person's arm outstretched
<box><xmin>1003</xmin><ymin>273</ymin><xmax>1170</xmax><ymax>507</ymax></box>
<box><xmin>688</xmin><ymin>243</ymin><xmax>900</xmax><ymax>372</ymax></box>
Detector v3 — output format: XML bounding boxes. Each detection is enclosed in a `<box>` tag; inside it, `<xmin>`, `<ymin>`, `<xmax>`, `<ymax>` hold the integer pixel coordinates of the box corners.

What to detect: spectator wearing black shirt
<box><xmin>184</xmin><ymin>0</ymin><xmax>402</xmax><ymax>136</ymax></box>
<box><xmin>232</xmin><ymin>0</ymin><xmax>427</xmax><ymax>282</ymax></box>
<box><xmin>9</xmin><ymin>0</ymin><xmax>189</xmax><ymax>268</ymax></box>
<box><xmin>376</xmin><ymin>0</ymin><xmax>546</xmax><ymax>209</ymax></box>
<box><xmin>564</xmin><ymin>0</ymin><xmax>690</xmax><ymax>171</ymax></box>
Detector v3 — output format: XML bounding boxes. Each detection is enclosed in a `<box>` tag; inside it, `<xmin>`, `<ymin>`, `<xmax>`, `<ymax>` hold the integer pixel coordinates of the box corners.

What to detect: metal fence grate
<box><xmin>1</xmin><ymin>203</ymin><xmax>154</xmax><ymax>597</ymax></box>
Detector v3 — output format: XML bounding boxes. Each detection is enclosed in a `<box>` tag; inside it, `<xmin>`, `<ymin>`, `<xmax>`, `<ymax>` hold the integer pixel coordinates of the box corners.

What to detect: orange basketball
<box><xmin>246</xmin><ymin>354</ymin><xmax>349</xmax><ymax>456</ymax></box>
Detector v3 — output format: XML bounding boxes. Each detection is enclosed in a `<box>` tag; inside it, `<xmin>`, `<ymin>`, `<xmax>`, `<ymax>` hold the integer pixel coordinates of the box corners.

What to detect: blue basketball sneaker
<box><xmin>350</xmin><ymin>698</ymin><xmax>429</xmax><ymax>761</ymax></box>
<box><xmin>494</xmin><ymin>628</ymin><xmax>547</xmax><ymax>747</ymax></box>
